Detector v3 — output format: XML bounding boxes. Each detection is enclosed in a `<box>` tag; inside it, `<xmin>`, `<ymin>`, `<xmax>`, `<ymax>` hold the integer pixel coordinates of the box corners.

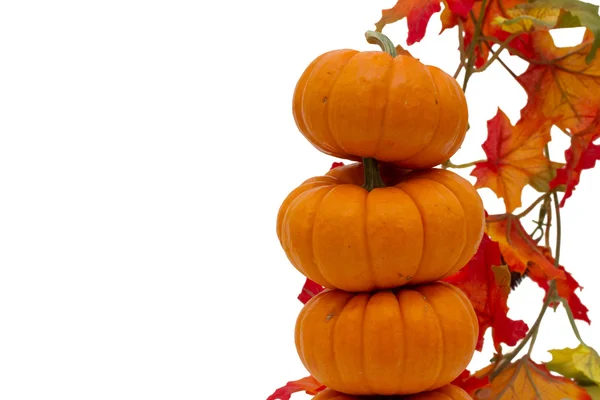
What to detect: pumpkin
<box><xmin>292</xmin><ymin>34</ymin><xmax>468</xmax><ymax>169</ymax></box>
<box><xmin>295</xmin><ymin>282</ymin><xmax>478</xmax><ymax>395</ymax></box>
<box><xmin>312</xmin><ymin>384</ymin><xmax>472</xmax><ymax>399</ymax></box>
<box><xmin>276</xmin><ymin>162</ymin><xmax>484</xmax><ymax>292</ymax></box>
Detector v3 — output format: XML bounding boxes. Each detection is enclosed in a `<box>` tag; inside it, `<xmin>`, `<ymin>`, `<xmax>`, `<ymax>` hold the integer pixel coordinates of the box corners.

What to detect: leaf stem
<box><xmin>474</xmin><ymin>33</ymin><xmax>520</xmax><ymax>73</ymax></box>
<box><xmin>562</xmin><ymin>299</ymin><xmax>586</xmax><ymax>345</ymax></box>
<box><xmin>514</xmin><ymin>193</ymin><xmax>549</xmax><ymax>219</ymax></box>
<box><xmin>454</xmin><ymin>21</ymin><xmax>466</xmax><ymax>79</ymax></box>
<box><xmin>443</xmin><ymin>159</ymin><xmax>484</xmax><ymax>169</ymax></box>
<box><xmin>492</xmin><ymin>284</ymin><xmax>555</xmax><ymax>378</ymax></box>
<box><xmin>463</xmin><ymin>1</ymin><xmax>489</xmax><ymax>91</ymax></box>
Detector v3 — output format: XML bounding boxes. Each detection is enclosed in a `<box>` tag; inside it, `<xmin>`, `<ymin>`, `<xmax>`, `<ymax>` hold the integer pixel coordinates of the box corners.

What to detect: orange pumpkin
<box><xmin>312</xmin><ymin>384</ymin><xmax>472</xmax><ymax>399</ymax></box>
<box><xmin>276</xmin><ymin>162</ymin><xmax>484</xmax><ymax>292</ymax></box>
<box><xmin>292</xmin><ymin>43</ymin><xmax>468</xmax><ymax>169</ymax></box>
<box><xmin>295</xmin><ymin>282</ymin><xmax>478</xmax><ymax>395</ymax></box>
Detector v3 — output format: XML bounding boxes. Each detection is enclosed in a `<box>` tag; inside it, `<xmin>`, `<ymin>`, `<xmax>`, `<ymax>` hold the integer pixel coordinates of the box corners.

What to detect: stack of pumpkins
<box><xmin>276</xmin><ymin>32</ymin><xmax>485</xmax><ymax>400</ymax></box>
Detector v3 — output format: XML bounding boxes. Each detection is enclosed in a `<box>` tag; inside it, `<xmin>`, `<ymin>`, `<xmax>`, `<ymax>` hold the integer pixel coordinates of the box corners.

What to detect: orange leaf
<box><xmin>376</xmin><ymin>0</ymin><xmax>474</xmax><ymax>45</ymax></box>
<box><xmin>444</xmin><ymin>234</ymin><xmax>528</xmax><ymax>352</ymax></box>
<box><xmin>267</xmin><ymin>376</ymin><xmax>326</xmax><ymax>400</ymax></box>
<box><xmin>473</xmin><ymin>356</ymin><xmax>592</xmax><ymax>399</ymax></box>
<box><xmin>486</xmin><ymin>216</ymin><xmax>565</xmax><ymax>281</ymax></box>
<box><xmin>518</xmin><ymin>30</ymin><xmax>600</xmax><ymax>133</ymax></box>
<box><xmin>471</xmin><ymin>109</ymin><xmax>553</xmax><ymax>212</ymax></box>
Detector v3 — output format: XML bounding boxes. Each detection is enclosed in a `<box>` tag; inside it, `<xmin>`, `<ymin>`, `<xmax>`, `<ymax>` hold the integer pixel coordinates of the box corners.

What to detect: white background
<box><xmin>0</xmin><ymin>1</ymin><xmax>598</xmax><ymax>399</ymax></box>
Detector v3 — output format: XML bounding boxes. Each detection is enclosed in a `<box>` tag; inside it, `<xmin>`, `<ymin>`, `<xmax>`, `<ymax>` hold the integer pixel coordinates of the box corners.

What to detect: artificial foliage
<box><xmin>268</xmin><ymin>0</ymin><xmax>600</xmax><ymax>398</ymax></box>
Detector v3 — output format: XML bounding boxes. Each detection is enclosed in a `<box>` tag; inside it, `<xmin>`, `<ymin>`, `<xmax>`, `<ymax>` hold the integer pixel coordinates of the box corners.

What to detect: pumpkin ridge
<box><xmin>392</xmin><ymin>186</ymin><xmax>426</xmax><ymax>282</ymax></box>
<box><xmin>394</xmin><ymin>290</ymin><xmax>408</xmax><ymax>395</ymax></box>
<box><xmin>331</xmin><ymin>293</ymin><xmax>356</xmax><ymax>390</ymax></box>
<box><xmin>363</xmin><ymin>190</ymin><xmax>378</xmax><ymax>290</ymax></box>
<box><xmin>295</xmin><ymin>289</ymin><xmax>327</xmax><ymax>373</ymax></box>
<box><xmin>414</xmin><ymin>285</ymin><xmax>446</xmax><ymax>392</ymax></box>
<box><xmin>326</xmin><ymin>53</ymin><xmax>362</xmax><ymax>154</ymax></box>
<box><xmin>362</xmin><ymin>293</ymin><xmax>377</xmax><ymax>395</ymax></box>
<box><xmin>372</xmin><ymin>57</ymin><xmax>396</xmax><ymax>160</ymax></box>
<box><xmin>295</xmin><ymin>52</ymin><xmax>329</xmax><ymax>151</ymax></box>
<box><xmin>443</xmin><ymin>283</ymin><xmax>479</xmax><ymax>349</ymax></box>
<box><xmin>310</xmin><ymin>187</ymin><xmax>338</xmax><ymax>288</ymax></box>
<box><xmin>422</xmin><ymin>177</ymin><xmax>469</xmax><ymax>278</ymax></box>
<box><xmin>301</xmin><ymin>51</ymin><xmax>356</xmax><ymax>156</ymax></box>
<box><xmin>285</xmin><ymin>185</ymin><xmax>331</xmax><ymax>279</ymax></box>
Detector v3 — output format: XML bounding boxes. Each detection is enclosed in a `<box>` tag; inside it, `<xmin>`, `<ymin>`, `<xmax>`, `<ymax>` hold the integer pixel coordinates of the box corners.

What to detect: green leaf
<box><xmin>528</xmin><ymin>161</ymin><xmax>565</xmax><ymax>192</ymax></box>
<box><xmin>583</xmin><ymin>384</ymin><xmax>600</xmax><ymax>399</ymax></box>
<box><xmin>546</xmin><ymin>344</ymin><xmax>600</xmax><ymax>386</ymax></box>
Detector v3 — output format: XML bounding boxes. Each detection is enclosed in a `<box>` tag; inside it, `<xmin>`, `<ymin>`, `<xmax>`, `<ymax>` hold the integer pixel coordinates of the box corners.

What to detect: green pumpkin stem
<box><xmin>362</xmin><ymin>158</ymin><xmax>386</xmax><ymax>191</ymax></box>
<box><xmin>365</xmin><ymin>30</ymin><xmax>397</xmax><ymax>57</ymax></box>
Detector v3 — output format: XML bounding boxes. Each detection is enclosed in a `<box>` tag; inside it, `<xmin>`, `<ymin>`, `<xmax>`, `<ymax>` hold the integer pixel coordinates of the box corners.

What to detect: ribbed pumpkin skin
<box><xmin>295</xmin><ymin>282</ymin><xmax>478</xmax><ymax>396</ymax></box>
<box><xmin>276</xmin><ymin>162</ymin><xmax>484</xmax><ymax>292</ymax></box>
<box><xmin>312</xmin><ymin>384</ymin><xmax>472</xmax><ymax>399</ymax></box>
<box><xmin>292</xmin><ymin>50</ymin><xmax>468</xmax><ymax>169</ymax></box>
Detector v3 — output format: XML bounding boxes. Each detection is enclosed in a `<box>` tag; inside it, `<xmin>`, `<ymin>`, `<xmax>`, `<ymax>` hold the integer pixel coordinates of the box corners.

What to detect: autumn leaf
<box><xmin>444</xmin><ymin>234</ymin><xmax>528</xmax><ymax>351</ymax></box>
<box><xmin>584</xmin><ymin>384</ymin><xmax>600</xmax><ymax>399</ymax></box>
<box><xmin>529</xmin><ymin>247</ymin><xmax>590</xmax><ymax>324</ymax></box>
<box><xmin>486</xmin><ymin>215</ymin><xmax>565</xmax><ymax>281</ymax></box>
<box><xmin>297</xmin><ymin>278</ymin><xmax>324</xmax><ymax>305</ymax></box>
<box><xmin>546</xmin><ymin>344</ymin><xmax>600</xmax><ymax>387</ymax></box>
<box><xmin>518</xmin><ymin>30</ymin><xmax>600</xmax><ymax>133</ymax></box>
<box><xmin>440</xmin><ymin>0</ymin><xmax>534</xmax><ymax>67</ymax></box>
<box><xmin>529</xmin><ymin>160</ymin><xmax>565</xmax><ymax>193</ymax></box>
<box><xmin>471</xmin><ymin>109</ymin><xmax>553</xmax><ymax>212</ymax></box>
<box><xmin>452</xmin><ymin>369</ymin><xmax>492</xmax><ymax>395</ymax></box>
<box><xmin>494</xmin><ymin>0</ymin><xmax>600</xmax><ymax>63</ymax></box>
<box><xmin>267</xmin><ymin>376</ymin><xmax>326</xmax><ymax>400</ymax></box>
<box><xmin>330</xmin><ymin>161</ymin><xmax>344</xmax><ymax>170</ymax></box>
<box><xmin>551</xmin><ymin>113</ymin><xmax>600</xmax><ymax>205</ymax></box>
<box><xmin>376</xmin><ymin>0</ymin><xmax>475</xmax><ymax>45</ymax></box>
<box><xmin>473</xmin><ymin>356</ymin><xmax>592</xmax><ymax>399</ymax></box>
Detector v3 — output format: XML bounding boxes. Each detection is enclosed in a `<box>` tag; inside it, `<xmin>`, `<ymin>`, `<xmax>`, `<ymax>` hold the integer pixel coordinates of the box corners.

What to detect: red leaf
<box><xmin>376</xmin><ymin>0</ymin><xmax>474</xmax><ymax>45</ymax></box>
<box><xmin>297</xmin><ymin>278</ymin><xmax>324</xmax><ymax>305</ymax></box>
<box><xmin>452</xmin><ymin>369</ymin><xmax>491</xmax><ymax>395</ymax></box>
<box><xmin>444</xmin><ymin>233</ymin><xmax>528</xmax><ymax>351</ymax></box>
<box><xmin>330</xmin><ymin>161</ymin><xmax>344</xmax><ymax>170</ymax></box>
<box><xmin>529</xmin><ymin>248</ymin><xmax>591</xmax><ymax>324</ymax></box>
<box><xmin>267</xmin><ymin>376</ymin><xmax>326</xmax><ymax>400</ymax></box>
<box><xmin>440</xmin><ymin>0</ymin><xmax>534</xmax><ymax>68</ymax></box>
<box><xmin>551</xmin><ymin>124</ymin><xmax>600</xmax><ymax>206</ymax></box>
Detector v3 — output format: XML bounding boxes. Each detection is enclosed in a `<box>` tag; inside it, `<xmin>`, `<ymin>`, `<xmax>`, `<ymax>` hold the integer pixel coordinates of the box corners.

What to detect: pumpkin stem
<box><xmin>365</xmin><ymin>30</ymin><xmax>397</xmax><ymax>57</ymax></box>
<box><xmin>362</xmin><ymin>158</ymin><xmax>386</xmax><ymax>192</ymax></box>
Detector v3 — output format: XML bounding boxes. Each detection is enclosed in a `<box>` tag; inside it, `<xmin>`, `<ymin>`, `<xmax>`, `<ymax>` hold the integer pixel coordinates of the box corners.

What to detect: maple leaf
<box><xmin>518</xmin><ymin>30</ymin><xmax>600</xmax><ymax>133</ymax></box>
<box><xmin>529</xmin><ymin>247</ymin><xmax>590</xmax><ymax>324</ymax></box>
<box><xmin>444</xmin><ymin>234</ymin><xmax>528</xmax><ymax>351</ymax></box>
<box><xmin>376</xmin><ymin>0</ymin><xmax>475</xmax><ymax>45</ymax></box>
<box><xmin>330</xmin><ymin>161</ymin><xmax>344</xmax><ymax>170</ymax></box>
<box><xmin>486</xmin><ymin>215</ymin><xmax>565</xmax><ymax>281</ymax></box>
<box><xmin>267</xmin><ymin>376</ymin><xmax>326</xmax><ymax>400</ymax></box>
<box><xmin>452</xmin><ymin>369</ymin><xmax>492</xmax><ymax>395</ymax></box>
<box><xmin>493</xmin><ymin>0</ymin><xmax>600</xmax><ymax>63</ymax></box>
<box><xmin>471</xmin><ymin>109</ymin><xmax>553</xmax><ymax>212</ymax></box>
<box><xmin>528</xmin><ymin>160</ymin><xmax>565</xmax><ymax>193</ymax></box>
<box><xmin>440</xmin><ymin>0</ymin><xmax>534</xmax><ymax>67</ymax></box>
<box><xmin>551</xmin><ymin>113</ymin><xmax>600</xmax><ymax>205</ymax></box>
<box><xmin>546</xmin><ymin>344</ymin><xmax>600</xmax><ymax>386</ymax></box>
<box><xmin>297</xmin><ymin>278</ymin><xmax>324</xmax><ymax>305</ymax></box>
<box><xmin>583</xmin><ymin>384</ymin><xmax>600</xmax><ymax>398</ymax></box>
<box><xmin>473</xmin><ymin>356</ymin><xmax>592</xmax><ymax>399</ymax></box>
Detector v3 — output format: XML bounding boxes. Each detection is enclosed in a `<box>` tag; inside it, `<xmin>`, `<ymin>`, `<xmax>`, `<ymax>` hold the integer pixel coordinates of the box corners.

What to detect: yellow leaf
<box><xmin>547</xmin><ymin>344</ymin><xmax>600</xmax><ymax>386</ymax></box>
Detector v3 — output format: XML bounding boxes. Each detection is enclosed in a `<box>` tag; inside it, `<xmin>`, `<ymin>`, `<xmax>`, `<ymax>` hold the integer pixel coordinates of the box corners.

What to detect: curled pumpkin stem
<box><xmin>362</xmin><ymin>158</ymin><xmax>386</xmax><ymax>191</ymax></box>
<box><xmin>365</xmin><ymin>30</ymin><xmax>397</xmax><ymax>57</ymax></box>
